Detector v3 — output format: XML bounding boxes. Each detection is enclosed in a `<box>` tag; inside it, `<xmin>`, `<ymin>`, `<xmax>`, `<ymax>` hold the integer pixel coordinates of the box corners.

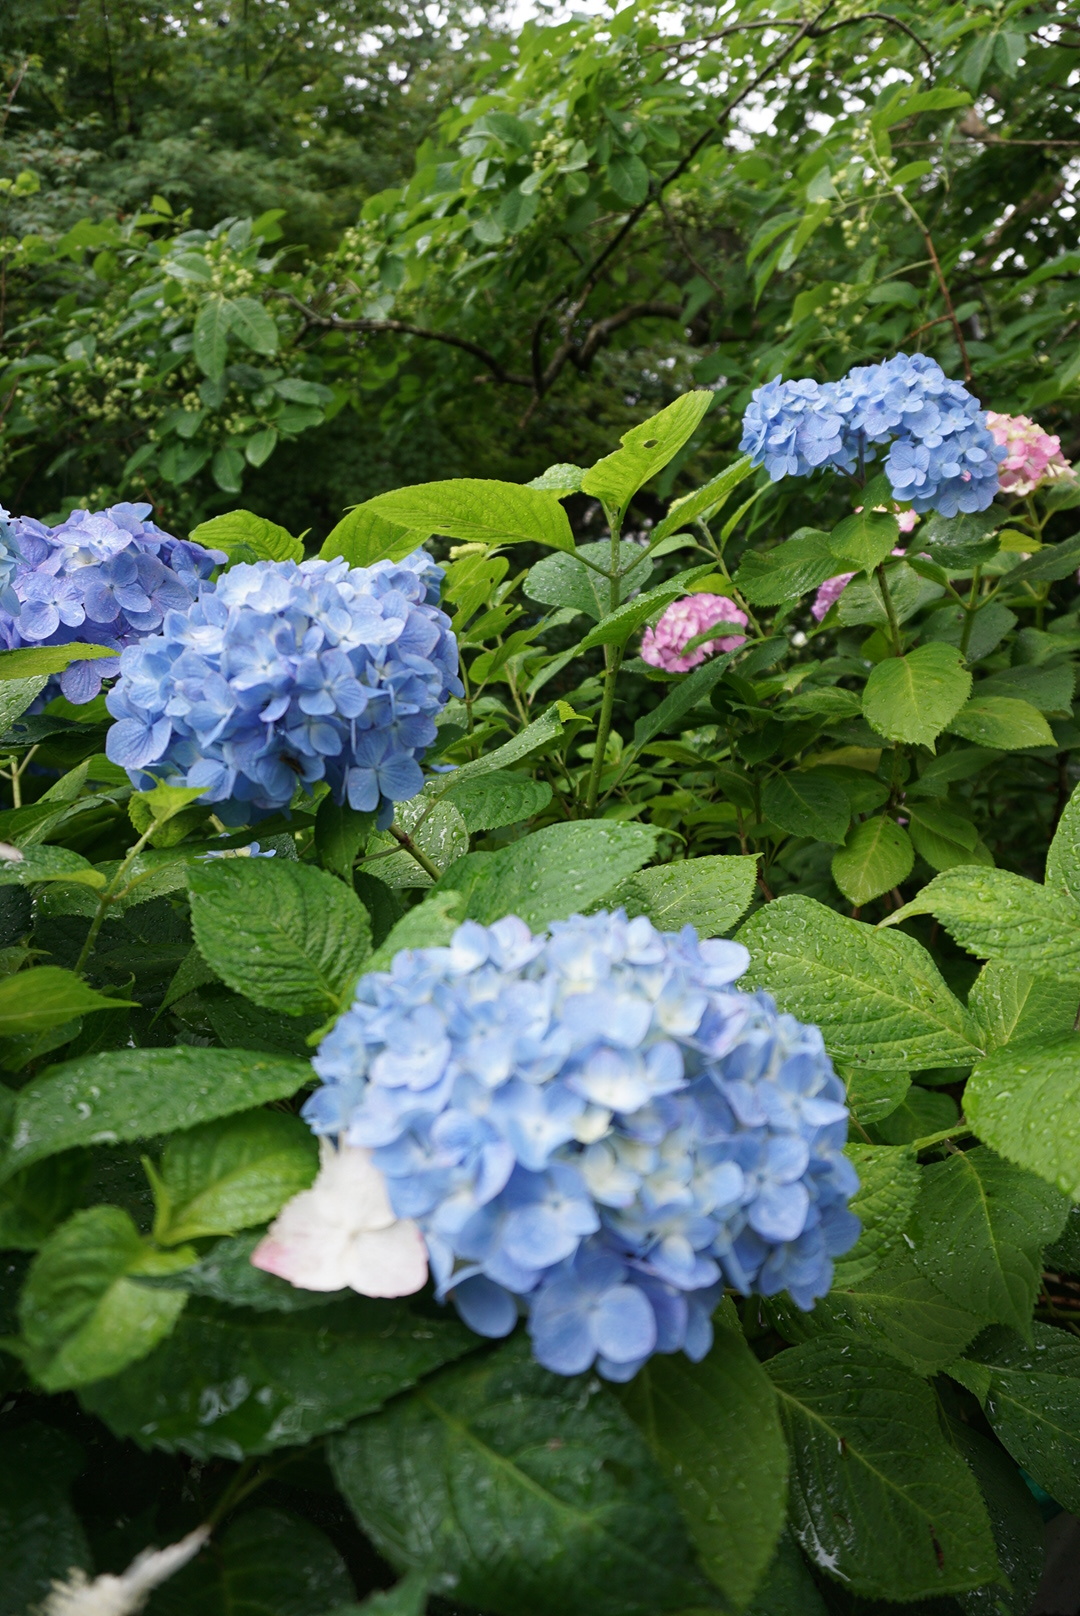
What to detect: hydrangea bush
<box><xmin>0</xmin><ymin>370</ymin><xmax>1079</xmax><ymax>1615</ymax></box>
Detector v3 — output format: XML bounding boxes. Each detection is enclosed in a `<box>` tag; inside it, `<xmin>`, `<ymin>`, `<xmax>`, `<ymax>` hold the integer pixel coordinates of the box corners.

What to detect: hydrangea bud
<box><xmin>986</xmin><ymin>411</ymin><xmax>1073</xmax><ymax>496</ymax></box>
<box><xmin>283</xmin><ymin>909</ymin><xmax>859</xmax><ymax>1381</ymax></box>
<box><xmin>0</xmin><ymin>502</ymin><xmax>223</xmax><ymax>704</ymax></box>
<box><xmin>641</xmin><ymin>593</ymin><xmax>748</xmax><ymax>672</ymax></box>
<box><xmin>104</xmin><ymin>550</ymin><xmax>462</xmax><ymax>825</ymax></box>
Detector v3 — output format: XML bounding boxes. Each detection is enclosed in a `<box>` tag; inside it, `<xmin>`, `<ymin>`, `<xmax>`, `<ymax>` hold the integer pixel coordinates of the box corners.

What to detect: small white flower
<box><xmin>251</xmin><ymin>1138</ymin><xmax>428</xmax><ymax>1297</ymax></box>
<box><xmin>0</xmin><ymin>842</ymin><xmax>24</xmax><ymax>861</ymax></box>
<box><xmin>38</xmin><ymin>1526</ymin><xmax>209</xmax><ymax>1615</ymax></box>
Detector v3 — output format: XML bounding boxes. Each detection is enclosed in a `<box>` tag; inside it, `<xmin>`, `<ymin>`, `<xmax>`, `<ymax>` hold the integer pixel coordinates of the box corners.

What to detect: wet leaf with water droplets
<box><xmin>961</xmin><ymin>1324</ymin><xmax>1080</xmax><ymax>1515</ymax></box>
<box><xmin>887</xmin><ymin>866</ymin><xmax>1080</xmax><ymax>980</ymax></box>
<box><xmin>966</xmin><ymin>1033</ymin><xmax>1080</xmax><ymax>1199</ymax></box>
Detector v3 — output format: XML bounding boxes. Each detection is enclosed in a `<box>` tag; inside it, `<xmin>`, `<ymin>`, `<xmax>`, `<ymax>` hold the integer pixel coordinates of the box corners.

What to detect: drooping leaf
<box><xmin>768</xmin><ymin>1339</ymin><xmax>999</xmax><ymax>1601</ymax></box>
<box><xmin>147</xmin><ymin>1507</ymin><xmax>354</xmax><ymax>1616</ymax></box>
<box><xmin>734</xmin><ymin>529</ymin><xmax>836</xmax><ymax>607</ymax></box>
<box><xmin>329</xmin><ymin>1337</ymin><xmax>704</xmax><ymax>1616</ymax></box>
<box><xmin>362</xmin><ymin>479</ymin><xmax>575</xmax><ymax>553</ymax></box>
<box><xmin>911</xmin><ymin>1146</ymin><xmax>1068</xmax><ymax>1336</ymax></box>
<box><xmin>738</xmin><ymin>895</ymin><xmax>983</xmax><ymax>1068</ymax></box>
<box><xmin>82</xmin><ymin>1296</ymin><xmax>475</xmax><ymax>1460</ymax></box>
<box><xmin>0</xmin><ymin>1047</ymin><xmax>311</xmax><ymax>1183</ymax></box>
<box><xmin>148</xmin><ymin>1109</ymin><xmax>319</xmax><ymax>1246</ymax></box>
<box><xmin>829</xmin><ymin>507</ymin><xmax>900</xmax><ymax>572</ymax></box>
<box><xmin>189</xmin><ymin>508</ymin><xmax>302</xmax><ymax>563</ymax></box>
<box><xmin>762</xmin><ymin>771</ymin><xmax>850</xmax><ymax>844</ymax></box>
<box><xmin>862</xmin><ymin>643</ymin><xmax>972</xmax><ymax>748</ymax></box>
<box><xmin>0</xmin><ymin>967</ymin><xmax>133</xmax><ymax>1036</ymax></box>
<box><xmin>18</xmin><ymin>1206</ymin><xmax>193</xmax><ymax>1391</ymax></box>
<box><xmin>581</xmin><ymin>391</ymin><xmax>713</xmax><ymax>516</ymax></box>
<box><xmin>965</xmin><ymin>1033</ymin><xmax>1080</xmax><ymax>1198</ymax></box>
<box><xmin>188</xmin><ymin>858</ymin><xmax>372</xmax><ymax>1016</ymax></box>
<box><xmin>887</xmin><ymin>866</ymin><xmax>1080</xmax><ymax>979</ymax></box>
<box><xmin>193</xmin><ymin>294</ymin><xmax>233</xmax><ymax>378</ymax></box>
<box><xmin>946</xmin><ymin>696</ymin><xmax>1056</xmax><ymax>749</ymax></box>
<box><xmin>961</xmin><ymin>1323</ymin><xmax>1080</xmax><ymax>1515</ymax></box>
<box><xmin>617</xmin><ymin>1306</ymin><xmax>788</xmax><ymax>1610</ymax></box>
<box><xmin>604</xmin><ymin>854</ymin><xmax>759</xmax><ymax>937</ymax></box>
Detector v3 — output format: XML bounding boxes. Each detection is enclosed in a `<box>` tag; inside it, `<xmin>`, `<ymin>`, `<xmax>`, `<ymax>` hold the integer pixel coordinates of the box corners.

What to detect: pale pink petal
<box><xmin>342</xmin><ymin>1224</ymin><xmax>430</xmax><ymax>1298</ymax></box>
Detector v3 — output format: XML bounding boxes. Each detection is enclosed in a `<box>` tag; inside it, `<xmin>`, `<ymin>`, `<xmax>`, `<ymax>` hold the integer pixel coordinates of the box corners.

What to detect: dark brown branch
<box><xmin>571</xmin><ymin>301</ymin><xmax>683</xmax><ymax>371</ymax></box>
<box><xmin>807</xmin><ymin>12</ymin><xmax>935</xmax><ymax>68</ymax></box>
<box><xmin>287</xmin><ymin>305</ymin><xmax>532</xmax><ymax>388</ymax></box>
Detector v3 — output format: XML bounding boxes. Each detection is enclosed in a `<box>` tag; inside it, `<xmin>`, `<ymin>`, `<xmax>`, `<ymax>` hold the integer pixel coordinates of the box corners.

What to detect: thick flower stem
<box><xmin>74</xmin><ymin>817</ymin><xmax>161</xmax><ymax>976</ymax></box>
<box><xmin>390</xmin><ymin>822</ymin><xmax>443</xmax><ymax>883</ymax></box>
<box><xmin>585</xmin><ymin>645</ymin><xmax>624</xmax><ymax>813</ymax></box>
<box><xmin>876</xmin><ymin>562</ymin><xmax>904</xmax><ymax>658</ymax></box>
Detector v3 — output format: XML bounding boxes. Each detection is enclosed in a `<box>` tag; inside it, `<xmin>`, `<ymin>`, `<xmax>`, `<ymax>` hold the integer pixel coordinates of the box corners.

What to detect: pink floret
<box><xmin>986</xmin><ymin>410</ymin><xmax>1072</xmax><ymax>497</ymax></box>
<box><xmin>641</xmin><ymin>592</ymin><xmax>748</xmax><ymax>672</ymax></box>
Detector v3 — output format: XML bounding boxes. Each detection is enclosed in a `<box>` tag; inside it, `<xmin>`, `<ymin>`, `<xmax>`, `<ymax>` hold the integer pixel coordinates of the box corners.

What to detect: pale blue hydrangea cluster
<box><xmin>304</xmin><ymin>910</ymin><xmax>859</xmax><ymax>1380</ymax></box>
<box><xmin>105</xmin><ymin>552</ymin><xmax>462</xmax><ymax>825</ymax></box>
<box><xmin>0</xmin><ymin>502</ymin><xmax>223</xmax><ymax>703</ymax></box>
<box><xmin>740</xmin><ymin>354</ymin><xmax>1006</xmax><ymax>517</ymax></box>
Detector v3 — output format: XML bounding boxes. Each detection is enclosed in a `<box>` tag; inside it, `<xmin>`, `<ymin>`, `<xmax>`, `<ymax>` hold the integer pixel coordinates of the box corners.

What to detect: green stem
<box><xmin>958</xmin><ymin>565</ymin><xmax>982</xmax><ymax>658</ymax></box>
<box><xmin>74</xmin><ymin>818</ymin><xmax>162</xmax><ymax>976</ymax></box>
<box><xmin>911</xmin><ymin>1123</ymin><xmax>975</xmax><ymax>1153</ymax></box>
<box><xmin>876</xmin><ymin>562</ymin><xmax>904</xmax><ymax>657</ymax></box>
<box><xmin>390</xmin><ymin>822</ymin><xmax>443</xmax><ymax>883</ymax></box>
<box><xmin>585</xmin><ymin>506</ymin><xmax>624</xmax><ymax>814</ymax></box>
<box><xmin>9</xmin><ymin>743</ymin><xmax>38</xmax><ymax>809</ymax></box>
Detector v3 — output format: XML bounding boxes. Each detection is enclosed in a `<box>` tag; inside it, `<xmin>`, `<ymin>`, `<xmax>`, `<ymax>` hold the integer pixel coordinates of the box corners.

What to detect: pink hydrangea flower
<box><xmin>986</xmin><ymin>411</ymin><xmax>1072</xmax><ymax>496</ymax></box>
<box><xmin>251</xmin><ymin>1138</ymin><xmax>428</xmax><ymax>1298</ymax></box>
<box><xmin>810</xmin><ymin>507</ymin><xmax>917</xmax><ymax>622</ymax></box>
<box><xmin>641</xmin><ymin>592</ymin><xmax>748</xmax><ymax>672</ymax></box>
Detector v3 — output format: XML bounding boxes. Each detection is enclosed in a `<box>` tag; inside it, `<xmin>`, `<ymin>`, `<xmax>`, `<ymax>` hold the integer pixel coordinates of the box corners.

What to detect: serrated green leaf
<box><xmin>887</xmin><ymin>866</ymin><xmax>1080</xmax><ymax>979</ymax></box>
<box><xmin>0</xmin><ymin>1422</ymin><xmax>90</xmax><ymax>1616</ymax></box>
<box><xmin>0</xmin><ymin>844</ymin><xmax>106</xmax><ymax>889</ymax></box>
<box><xmin>1046</xmin><ymin>780</ymin><xmax>1080</xmax><ymax>902</ymax></box>
<box><xmin>319</xmin><ymin>503</ymin><xmax>429</xmax><ymax>567</ymax></box>
<box><xmin>604</xmin><ymin>853</ymin><xmax>758</xmax><ymax>937</ymax></box>
<box><xmin>843</xmin><ymin>1067</ymin><xmax>911</xmax><ymax>1127</ymax></box>
<box><xmin>829</xmin><ymin>508</ymin><xmax>900</xmax><ymax>572</ymax></box>
<box><xmin>0</xmin><ymin>676</ymin><xmax>48</xmax><ymax>728</ymax></box>
<box><xmin>149</xmin><ymin>1109</ymin><xmax>318</xmax><ymax>1246</ymax></box>
<box><xmin>329</xmin><ymin>1336</ymin><xmax>704</xmax><ymax>1616</ymax></box>
<box><xmin>831</xmin><ymin>814</ymin><xmax>914</xmax><ymax>905</ymax></box>
<box><xmin>951</xmin><ymin>1421</ymin><xmax>1045</xmax><ymax>1616</ymax></box>
<box><xmin>147</xmin><ymin>1507</ymin><xmax>353</xmax><ymax>1616</ymax></box>
<box><xmin>362</xmin><ymin>479</ymin><xmax>575</xmax><ymax>553</ymax></box>
<box><xmin>768</xmin><ymin>1338</ymin><xmax>999</xmax><ymax>1600</ymax></box>
<box><xmin>862</xmin><ymin>643</ymin><xmax>972</xmax><ymax>748</ymax></box>
<box><xmin>650</xmin><ymin>457</ymin><xmax>753</xmax><ymax>546</ymax></box>
<box><xmin>631</xmin><ymin>650</ymin><xmax>737</xmax><ymax>750</ymax></box>
<box><xmin>966</xmin><ymin>1033</ymin><xmax>1080</xmax><ymax>1198</ymax></box>
<box><xmin>963</xmin><ymin>1324</ymin><xmax>1080</xmax><ymax>1515</ymax></box>
<box><xmin>363</xmin><ymin>890</ymin><xmax>466</xmax><ymax>975</ymax></box>
<box><xmin>189</xmin><ymin>508</ymin><xmax>302</xmax><ymax>562</ymax></box>
<box><xmin>0</xmin><ymin>1047</ymin><xmax>311</xmax><ymax>1183</ymax></box>
<box><xmin>0</xmin><ymin>643</ymin><xmax>118</xmax><ymax>680</ymax></box>
<box><xmin>18</xmin><ymin>1206</ymin><xmax>193</xmax><ymax>1390</ymax></box>
<box><xmin>193</xmin><ymin>294</ymin><xmax>233</xmax><ymax>378</ymax></box>
<box><xmin>832</xmin><ymin>1143</ymin><xmax>919</xmax><ymax>1287</ymax></box>
<box><xmin>947</xmin><ymin>696</ymin><xmax>1056</xmax><ymax>749</ymax></box>
<box><xmin>524</xmin><ymin>540</ymin><xmax>653</xmax><ymax>621</ymax></box>
<box><xmin>762</xmin><ymin>771</ymin><xmax>850</xmax><ymax>843</ymax></box>
<box><xmin>968</xmin><ymin>961</ymin><xmax>1077</xmax><ymax>1052</ymax></box>
<box><xmin>912</xmin><ymin>1147</ymin><xmax>1067</xmax><ymax>1337</ymax></box>
<box><xmin>0</xmin><ymin>1152</ymin><xmax>88</xmax><ymax>1249</ymax></box>
<box><xmin>0</xmin><ymin>967</ymin><xmax>133</xmax><ymax>1036</ymax></box>
<box><xmin>581</xmin><ymin>392</ymin><xmax>713</xmax><ymax>516</ymax></box>
<box><xmin>450</xmin><ymin>821</ymin><xmax>659</xmax><ymax>931</ymax></box>
<box><xmin>618</xmin><ymin>1307</ymin><xmax>788</xmax><ymax>1609</ymax></box>
<box><xmin>160</xmin><ymin>1229</ymin><xmax>349</xmax><ymax>1312</ymax></box>
<box><xmin>314</xmin><ymin>796</ymin><xmax>376</xmax><ymax>883</ymax></box>
<box><xmin>188</xmin><ymin>858</ymin><xmax>371</xmax><ymax>1015</ymax></box>
<box><xmin>734</xmin><ymin>529</ymin><xmax>836</xmax><ymax>607</ymax></box>
<box><xmin>441</xmin><ymin>769</ymin><xmax>551</xmax><ymax>832</ymax></box>
<box><xmin>738</xmin><ymin>895</ymin><xmax>983</xmax><ymax>1068</ymax></box>
<box><xmin>361</xmin><ymin>795</ymin><xmax>468</xmax><ymax>888</ymax></box>
<box><xmin>81</xmin><ymin>1295</ymin><xmax>475</xmax><ymax>1460</ymax></box>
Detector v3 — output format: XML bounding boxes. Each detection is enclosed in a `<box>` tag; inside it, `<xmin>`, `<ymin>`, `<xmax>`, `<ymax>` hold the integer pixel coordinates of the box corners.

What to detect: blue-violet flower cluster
<box><xmin>105</xmin><ymin>552</ymin><xmax>462</xmax><ymax>824</ymax></box>
<box><xmin>740</xmin><ymin>353</ymin><xmax>1006</xmax><ymax>517</ymax></box>
<box><xmin>0</xmin><ymin>503</ymin><xmax>223</xmax><ymax>703</ymax></box>
<box><xmin>303</xmin><ymin>910</ymin><xmax>859</xmax><ymax>1380</ymax></box>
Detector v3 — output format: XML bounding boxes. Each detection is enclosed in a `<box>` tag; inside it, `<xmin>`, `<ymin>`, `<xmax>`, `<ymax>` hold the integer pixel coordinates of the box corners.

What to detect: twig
<box><xmin>390</xmin><ymin>822</ymin><xmax>443</xmax><ymax>883</ymax></box>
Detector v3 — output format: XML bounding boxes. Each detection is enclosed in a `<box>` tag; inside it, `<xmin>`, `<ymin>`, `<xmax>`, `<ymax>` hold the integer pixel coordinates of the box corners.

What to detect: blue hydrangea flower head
<box><xmin>104</xmin><ymin>550</ymin><xmax>462</xmax><ymax>825</ymax></box>
<box><xmin>0</xmin><ymin>502</ymin><xmax>223</xmax><ymax>703</ymax></box>
<box><xmin>304</xmin><ymin>909</ymin><xmax>859</xmax><ymax>1379</ymax></box>
<box><xmin>740</xmin><ymin>355</ymin><xmax>1005</xmax><ymax>517</ymax></box>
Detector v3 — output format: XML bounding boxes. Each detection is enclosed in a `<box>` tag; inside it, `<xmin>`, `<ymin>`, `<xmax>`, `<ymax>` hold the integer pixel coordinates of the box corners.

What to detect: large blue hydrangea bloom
<box><xmin>105</xmin><ymin>551</ymin><xmax>462</xmax><ymax>825</ymax></box>
<box><xmin>304</xmin><ymin>909</ymin><xmax>859</xmax><ymax>1380</ymax></box>
<box><xmin>740</xmin><ymin>354</ymin><xmax>1006</xmax><ymax>517</ymax></box>
<box><xmin>0</xmin><ymin>502</ymin><xmax>223</xmax><ymax>704</ymax></box>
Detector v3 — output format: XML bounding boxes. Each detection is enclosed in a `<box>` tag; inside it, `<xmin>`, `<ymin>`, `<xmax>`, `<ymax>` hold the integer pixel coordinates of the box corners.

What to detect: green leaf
<box><xmin>947</xmin><ymin>696</ymin><xmax>1056</xmax><ymax>749</ymax></box>
<box><xmin>227</xmin><ymin>294</ymin><xmax>279</xmax><ymax>355</ymax></box>
<box><xmin>1045</xmin><ymin>780</ymin><xmax>1080</xmax><ymax>902</ymax></box>
<box><xmin>149</xmin><ymin>1109</ymin><xmax>318</xmax><ymax>1246</ymax></box>
<box><xmin>962</xmin><ymin>1323</ymin><xmax>1080</xmax><ymax>1515</ymax></box>
<box><xmin>734</xmin><ymin>529</ymin><xmax>836</xmax><ymax>607</ymax></box>
<box><xmin>441</xmin><ymin>769</ymin><xmax>552</xmax><ymax>832</ymax></box>
<box><xmin>188</xmin><ymin>858</ymin><xmax>372</xmax><ymax>1016</ymax></box>
<box><xmin>130</xmin><ymin>781</ymin><xmax>206</xmax><ymax>833</ymax></box>
<box><xmin>862</xmin><ymin>643</ymin><xmax>972</xmax><ymax>748</ymax></box>
<box><xmin>968</xmin><ymin>961</ymin><xmax>1076</xmax><ymax>1052</ymax></box>
<box><xmin>871</xmin><ymin>1085</ymin><xmax>958</xmax><ymax>1146</ymax></box>
<box><xmin>604</xmin><ymin>854</ymin><xmax>758</xmax><ymax>937</ymax></box>
<box><xmin>527</xmin><ymin>462</ymin><xmax>586</xmax><ymax>493</ymax></box>
<box><xmin>194</xmin><ymin>294</ymin><xmax>233</xmax><ymax>378</ymax></box>
<box><xmin>18</xmin><ymin>1206</ymin><xmax>192</xmax><ymax>1391</ymax></box>
<box><xmin>363</xmin><ymin>479</ymin><xmax>575</xmax><ymax>553</ymax></box>
<box><xmin>965</xmin><ymin>1033</ymin><xmax>1080</xmax><ymax>1198</ymax></box>
<box><xmin>921</xmin><ymin>508</ymin><xmax>1002</xmax><ymax>568</ymax></box>
<box><xmin>831</xmin><ymin>814</ymin><xmax>914</xmax><ymax>905</ymax></box>
<box><xmin>746</xmin><ymin>1531</ymin><xmax>827</xmax><ymax>1616</ymax></box>
<box><xmin>618</xmin><ymin>1307</ymin><xmax>788</xmax><ymax>1609</ymax></box>
<box><xmin>155</xmin><ymin>1229</ymin><xmax>348</xmax><ymax>1313</ymax></box>
<box><xmin>189</xmin><ymin>508</ymin><xmax>303</xmax><ymax>563</ymax></box>
<box><xmin>887</xmin><ymin>866</ymin><xmax>1080</xmax><ymax>979</ymax></box>
<box><xmin>650</xmin><ymin>457</ymin><xmax>753</xmax><ymax>547</ymax></box>
<box><xmin>829</xmin><ymin>508</ymin><xmax>900</xmax><ymax>572</ymax></box>
<box><xmin>0</xmin><ymin>676</ymin><xmax>48</xmax><ymax>727</ymax></box>
<box><xmin>581</xmin><ymin>391</ymin><xmax>713</xmax><ymax>517</ymax></box>
<box><xmin>314</xmin><ymin>796</ymin><xmax>376</xmax><ymax>883</ymax></box>
<box><xmin>768</xmin><ymin>1339</ymin><xmax>999</xmax><ymax>1600</ymax></box>
<box><xmin>319</xmin><ymin>503</ymin><xmax>429</xmax><ymax>568</ymax></box>
<box><xmin>0</xmin><ymin>642</ymin><xmax>118</xmax><ymax>680</ymax></box>
<box><xmin>448</xmin><ymin>702</ymin><xmax>581</xmax><ymax>785</ymax></box>
<box><xmin>0</xmin><ymin>1422</ymin><xmax>90</xmax><ymax>1616</ymax></box>
<box><xmin>0</xmin><ymin>845</ymin><xmax>106</xmax><ymax>889</ymax></box>
<box><xmin>912</xmin><ymin>1147</ymin><xmax>1067</xmax><ymax>1337</ymax></box>
<box><xmin>762</xmin><ymin>771</ymin><xmax>850</xmax><ymax>844</ymax></box>
<box><xmin>1005</xmin><ymin>530</ymin><xmax>1080</xmax><ymax>583</ymax></box>
<box><xmin>524</xmin><ymin>540</ymin><xmax>653</xmax><ymax>621</ymax></box>
<box><xmin>951</xmin><ymin>1422</ymin><xmax>1046</xmax><ymax>1616</ymax></box>
<box><xmin>148</xmin><ymin>1507</ymin><xmax>354</xmax><ymax>1616</ymax></box>
<box><xmin>0</xmin><ymin>967</ymin><xmax>133</xmax><ymax>1036</ymax></box>
<box><xmin>907</xmin><ymin>802</ymin><xmax>988</xmax><ymax>872</ymax></box>
<box><xmin>606</xmin><ymin>150</ymin><xmax>649</xmax><ymax>204</ymax></box>
<box><xmin>329</xmin><ymin>1336</ymin><xmax>703</xmax><ymax>1616</ymax></box>
<box><xmin>361</xmin><ymin>795</ymin><xmax>468</xmax><ymax>888</ymax></box>
<box><xmin>82</xmin><ymin>1295</ymin><xmax>475</xmax><ymax>1460</ymax></box>
<box><xmin>832</xmin><ymin>1143</ymin><xmax>920</xmax><ymax>1287</ymax></box>
<box><xmin>738</xmin><ymin>895</ymin><xmax>983</xmax><ymax>1068</ymax></box>
<box><xmin>0</xmin><ymin>1152</ymin><xmax>88</xmax><ymax>1249</ymax></box>
<box><xmin>843</xmin><ymin>1068</ymin><xmax>911</xmax><ymax>1128</ymax></box>
<box><xmin>450</xmin><ymin>821</ymin><xmax>659</xmax><ymax>931</ymax></box>
<box><xmin>631</xmin><ymin>651</ymin><xmax>738</xmax><ymax>751</ymax></box>
<box><xmin>0</xmin><ymin>1047</ymin><xmax>311</xmax><ymax>1183</ymax></box>
<box><xmin>574</xmin><ymin>566</ymin><xmax>716</xmax><ymax>653</ymax></box>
